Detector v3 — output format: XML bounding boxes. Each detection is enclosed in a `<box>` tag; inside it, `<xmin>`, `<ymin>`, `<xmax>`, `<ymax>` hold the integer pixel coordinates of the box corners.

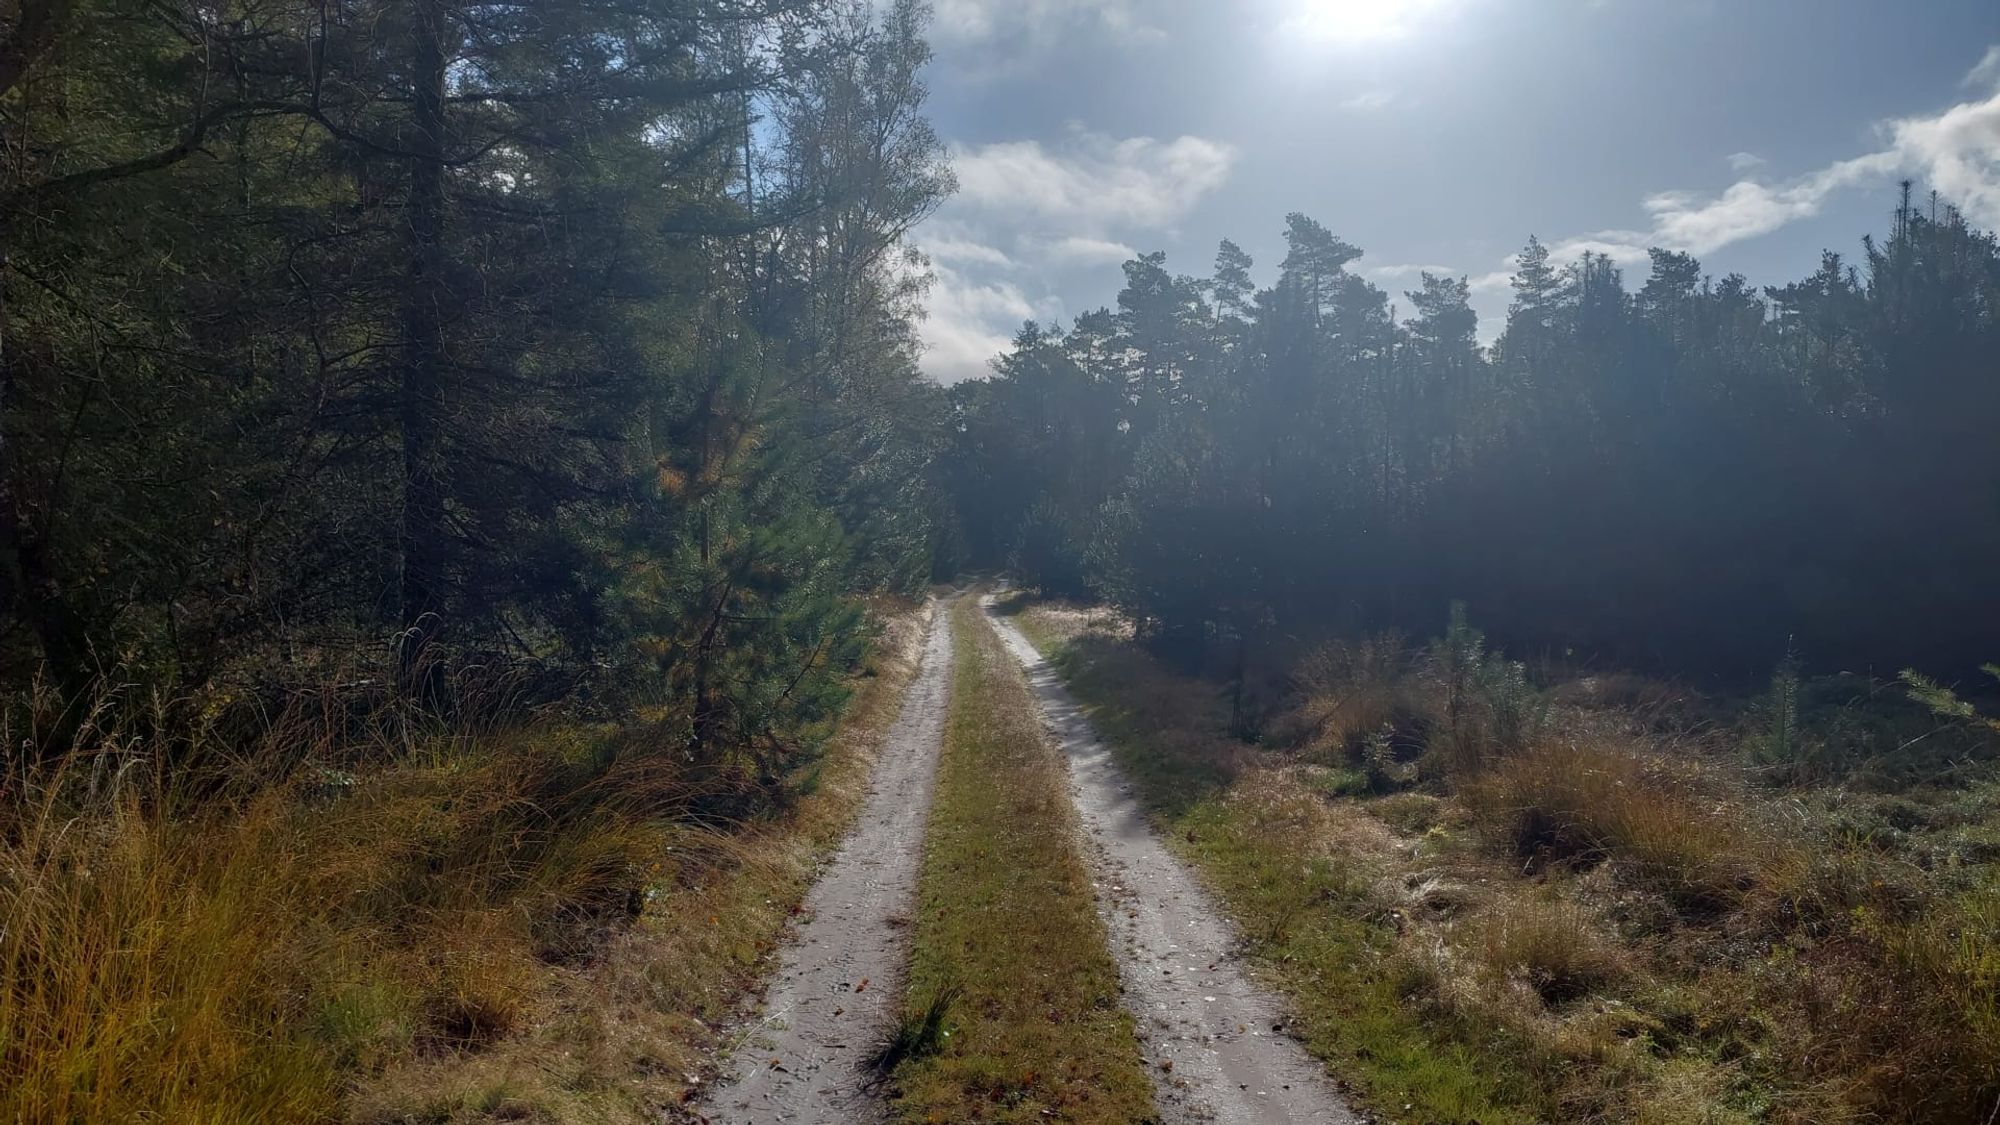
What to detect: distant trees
<box><xmin>11</xmin><ymin>0</ymin><xmax>1994</xmax><ymax>761</ymax></box>
<box><xmin>0</xmin><ymin>0</ymin><xmax>952</xmax><ymax>768</ymax></box>
<box><xmin>944</xmin><ymin>193</ymin><xmax>2000</xmax><ymax>681</ymax></box>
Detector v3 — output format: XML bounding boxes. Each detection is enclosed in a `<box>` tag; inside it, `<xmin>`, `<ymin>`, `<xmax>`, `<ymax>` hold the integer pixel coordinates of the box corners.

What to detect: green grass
<box><xmin>887</xmin><ymin>599</ymin><xmax>1157</xmax><ymax>1124</ymax></box>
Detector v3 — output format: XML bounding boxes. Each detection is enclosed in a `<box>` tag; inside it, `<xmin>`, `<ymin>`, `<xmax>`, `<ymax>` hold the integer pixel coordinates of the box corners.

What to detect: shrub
<box><xmin>1423</xmin><ymin>604</ymin><xmax>1548</xmax><ymax>773</ymax></box>
<box><xmin>1744</xmin><ymin>651</ymin><xmax>1817</xmax><ymax>780</ymax></box>
<box><xmin>1465</xmin><ymin>738</ymin><xmax>1760</xmax><ymax>913</ymax></box>
<box><xmin>1286</xmin><ymin>633</ymin><xmax>1436</xmax><ymax>766</ymax></box>
<box><xmin>1479</xmin><ymin>656</ymin><xmax>1546</xmax><ymax>757</ymax></box>
<box><xmin>1361</xmin><ymin>724</ymin><xmax>1408</xmax><ymax>792</ymax></box>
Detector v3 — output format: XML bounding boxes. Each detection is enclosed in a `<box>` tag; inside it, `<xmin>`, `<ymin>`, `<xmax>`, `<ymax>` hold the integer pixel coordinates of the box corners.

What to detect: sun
<box><xmin>1283</xmin><ymin>0</ymin><xmax>1446</xmax><ymax>43</ymax></box>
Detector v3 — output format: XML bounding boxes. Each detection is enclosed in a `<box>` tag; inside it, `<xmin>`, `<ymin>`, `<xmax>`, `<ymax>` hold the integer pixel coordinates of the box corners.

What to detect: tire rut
<box><xmin>699</xmin><ymin>598</ymin><xmax>955</xmax><ymax>1124</ymax></box>
<box><xmin>984</xmin><ymin>595</ymin><xmax>1360</xmax><ymax>1125</ymax></box>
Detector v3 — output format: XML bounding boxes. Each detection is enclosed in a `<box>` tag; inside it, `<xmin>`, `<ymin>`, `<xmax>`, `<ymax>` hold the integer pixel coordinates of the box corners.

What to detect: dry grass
<box><xmin>372</xmin><ymin>600</ymin><xmax>938</xmax><ymax>1123</ymax></box>
<box><xmin>1015</xmin><ymin>600</ymin><xmax>2000</xmax><ymax>1125</ymax></box>
<box><xmin>1</xmin><ymin>777</ymin><xmax>339</xmax><ymax>1122</ymax></box>
<box><xmin>1473</xmin><ymin>898</ymin><xmax>1627</xmax><ymax>1006</ymax></box>
<box><xmin>886</xmin><ymin>598</ymin><xmax>1156</xmax><ymax>1123</ymax></box>
<box><xmin>0</xmin><ymin>725</ymin><xmax>667</xmax><ymax>1124</ymax></box>
<box><xmin>0</xmin><ymin>599</ymin><xmax>935</xmax><ymax>1125</ymax></box>
<box><xmin>1282</xmin><ymin>634</ymin><xmax>1436</xmax><ymax>764</ymax></box>
<box><xmin>1464</xmin><ymin>737</ymin><xmax>1762</xmax><ymax>913</ymax></box>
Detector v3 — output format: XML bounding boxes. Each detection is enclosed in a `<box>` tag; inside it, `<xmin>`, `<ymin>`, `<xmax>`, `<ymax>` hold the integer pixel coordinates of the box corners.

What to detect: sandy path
<box><xmin>700</xmin><ymin>600</ymin><xmax>955</xmax><ymax>1124</ymax></box>
<box><xmin>984</xmin><ymin>597</ymin><xmax>1360</xmax><ymax>1125</ymax></box>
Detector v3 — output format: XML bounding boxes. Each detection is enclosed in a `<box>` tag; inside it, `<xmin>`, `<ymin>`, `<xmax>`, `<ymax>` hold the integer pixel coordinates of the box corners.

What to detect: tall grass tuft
<box><xmin>1464</xmin><ymin>738</ymin><xmax>1760</xmax><ymax>913</ymax></box>
<box><xmin>865</xmin><ymin>983</ymin><xmax>961</xmax><ymax>1082</ymax></box>
<box><xmin>0</xmin><ymin>763</ymin><xmax>339</xmax><ymax>1121</ymax></box>
<box><xmin>1287</xmin><ymin>633</ymin><xmax>1435</xmax><ymax>771</ymax></box>
<box><xmin>1474</xmin><ymin>898</ymin><xmax>1626</xmax><ymax>1006</ymax></box>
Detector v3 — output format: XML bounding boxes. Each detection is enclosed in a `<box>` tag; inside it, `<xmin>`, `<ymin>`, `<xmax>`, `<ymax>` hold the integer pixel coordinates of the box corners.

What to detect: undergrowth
<box><xmin>1016</xmin><ymin>600</ymin><xmax>2000</xmax><ymax>1124</ymax></box>
<box><xmin>0</xmin><ymin>601</ymin><xmax>931</xmax><ymax>1124</ymax></box>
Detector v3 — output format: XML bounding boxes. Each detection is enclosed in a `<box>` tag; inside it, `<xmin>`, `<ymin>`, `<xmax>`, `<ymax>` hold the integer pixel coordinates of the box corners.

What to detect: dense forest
<box><xmin>8</xmin><ymin>0</ymin><xmax>1995</xmax><ymax>773</ymax></box>
<box><xmin>0</xmin><ymin>0</ymin><xmax>952</xmax><ymax>759</ymax></box>
<box><xmin>0</xmin><ymin>4</ymin><xmax>954</xmax><ymax>1116</ymax></box>
<box><xmin>943</xmin><ymin>194</ymin><xmax>2000</xmax><ymax>684</ymax></box>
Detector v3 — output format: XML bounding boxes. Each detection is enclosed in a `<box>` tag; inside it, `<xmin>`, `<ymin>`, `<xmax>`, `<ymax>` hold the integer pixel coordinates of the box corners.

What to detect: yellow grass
<box><xmin>0</xmin><ymin>600</ymin><xmax>935</xmax><ymax>1124</ymax></box>
<box><xmin>1464</xmin><ymin>736</ymin><xmax>1763</xmax><ymax>912</ymax></box>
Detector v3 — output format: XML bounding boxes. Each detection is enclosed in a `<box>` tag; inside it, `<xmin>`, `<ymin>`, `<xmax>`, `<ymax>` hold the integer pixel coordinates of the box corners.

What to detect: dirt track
<box><xmin>700</xmin><ymin>599</ymin><xmax>954</xmax><ymax>1125</ymax></box>
<box><xmin>986</xmin><ymin>596</ymin><xmax>1360</xmax><ymax>1125</ymax></box>
<box><xmin>704</xmin><ymin>591</ymin><xmax>1356</xmax><ymax>1123</ymax></box>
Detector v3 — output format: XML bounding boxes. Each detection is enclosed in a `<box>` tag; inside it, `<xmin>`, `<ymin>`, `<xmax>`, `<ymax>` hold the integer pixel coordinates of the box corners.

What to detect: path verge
<box><xmin>986</xmin><ymin>596</ymin><xmax>1360</xmax><ymax>1125</ymax></box>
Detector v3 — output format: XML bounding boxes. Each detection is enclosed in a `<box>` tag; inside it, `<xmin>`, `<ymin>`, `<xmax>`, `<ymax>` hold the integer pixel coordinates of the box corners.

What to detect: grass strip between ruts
<box><xmin>887</xmin><ymin>597</ymin><xmax>1158</xmax><ymax>1123</ymax></box>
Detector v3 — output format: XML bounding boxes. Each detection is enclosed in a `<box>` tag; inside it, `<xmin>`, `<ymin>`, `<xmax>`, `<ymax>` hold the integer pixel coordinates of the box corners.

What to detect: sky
<box><xmin>905</xmin><ymin>0</ymin><xmax>2000</xmax><ymax>383</ymax></box>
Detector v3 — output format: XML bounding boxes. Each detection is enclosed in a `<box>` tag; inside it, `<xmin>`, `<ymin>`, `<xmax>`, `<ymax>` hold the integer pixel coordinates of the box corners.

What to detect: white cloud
<box><xmin>919</xmin><ymin>262</ymin><xmax>1061</xmax><ymax>384</ymax></box>
<box><xmin>1469</xmin><ymin>67</ymin><xmax>2000</xmax><ymax>294</ymax></box>
<box><xmin>1641</xmin><ymin>53</ymin><xmax>2000</xmax><ymax>250</ymax></box>
<box><xmin>1966</xmin><ymin>45</ymin><xmax>2000</xmax><ymax>90</ymax></box>
<box><xmin>1494</xmin><ymin>168</ymin><xmax>1878</xmax><ymax>279</ymax></box>
<box><xmin>1726</xmin><ymin>151</ymin><xmax>1766</xmax><ymax>172</ymax></box>
<box><xmin>1448</xmin><ymin>62</ymin><xmax>2000</xmax><ymax>342</ymax></box>
<box><xmin>1042</xmin><ymin>235</ymin><xmax>1140</xmax><ymax>266</ymax></box>
<box><xmin>913</xmin><ymin>129</ymin><xmax>1237</xmax><ymax>383</ymax></box>
<box><xmin>1888</xmin><ymin>84</ymin><xmax>2000</xmax><ymax>227</ymax></box>
<box><xmin>920</xmin><ymin>236</ymin><xmax>1015</xmax><ymax>268</ymax></box>
<box><xmin>1366</xmin><ymin>263</ymin><xmax>1459</xmax><ymax>282</ymax></box>
<box><xmin>1340</xmin><ymin>89</ymin><xmax>1398</xmax><ymax>112</ymax></box>
<box><xmin>953</xmin><ymin>132</ymin><xmax>1238</xmax><ymax>229</ymax></box>
<box><xmin>1642</xmin><ymin>150</ymin><xmax>1903</xmax><ymax>253</ymax></box>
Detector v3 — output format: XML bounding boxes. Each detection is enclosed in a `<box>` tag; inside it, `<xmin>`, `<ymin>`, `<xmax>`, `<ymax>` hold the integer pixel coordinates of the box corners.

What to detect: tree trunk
<box><xmin>397</xmin><ymin>0</ymin><xmax>449</xmax><ymax>699</ymax></box>
<box><xmin>0</xmin><ymin>219</ymin><xmax>97</xmax><ymax>724</ymax></box>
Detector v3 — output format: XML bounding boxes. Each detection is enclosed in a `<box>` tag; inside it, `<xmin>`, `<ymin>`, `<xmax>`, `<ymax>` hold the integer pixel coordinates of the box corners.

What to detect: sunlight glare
<box><xmin>1283</xmin><ymin>0</ymin><xmax>1447</xmax><ymax>43</ymax></box>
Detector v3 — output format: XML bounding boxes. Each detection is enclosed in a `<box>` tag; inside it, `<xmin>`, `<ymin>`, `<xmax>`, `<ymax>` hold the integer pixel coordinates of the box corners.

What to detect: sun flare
<box><xmin>1284</xmin><ymin>0</ymin><xmax>1447</xmax><ymax>43</ymax></box>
